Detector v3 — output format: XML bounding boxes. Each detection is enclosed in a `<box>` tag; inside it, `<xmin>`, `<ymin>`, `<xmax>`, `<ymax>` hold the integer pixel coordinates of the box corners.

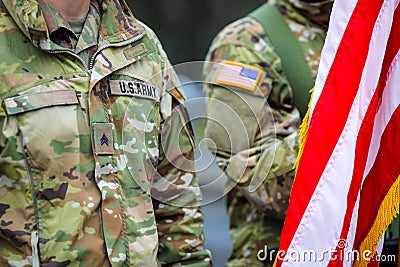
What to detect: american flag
<box><xmin>274</xmin><ymin>0</ymin><xmax>400</xmax><ymax>266</ymax></box>
<box><xmin>216</xmin><ymin>61</ymin><xmax>262</xmax><ymax>92</ymax></box>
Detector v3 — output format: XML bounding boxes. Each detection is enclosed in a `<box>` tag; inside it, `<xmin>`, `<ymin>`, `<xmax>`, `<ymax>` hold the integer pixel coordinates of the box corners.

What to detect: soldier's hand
<box><xmin>225</xmin><ymin>147</ymin><xmax>258</xmax><ymax>185</ymax></box>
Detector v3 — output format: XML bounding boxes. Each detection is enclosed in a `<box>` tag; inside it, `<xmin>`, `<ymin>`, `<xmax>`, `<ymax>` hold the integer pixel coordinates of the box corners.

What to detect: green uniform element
<box><xmin>0</xmin><ymin>0</ymin><xmax>212</xmax><ymax>266</ymax></box>
<box><xmin>203</xmin><ymin>0</ymin><xmax>330</xmax><ymax>266</ymax></box>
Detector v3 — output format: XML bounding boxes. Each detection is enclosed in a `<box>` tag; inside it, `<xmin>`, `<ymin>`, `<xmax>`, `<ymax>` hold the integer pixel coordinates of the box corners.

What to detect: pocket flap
<box><xmin>4</xmin><ymin>89</ymin><xmax>78</xmax><ymax>115</ymax></box>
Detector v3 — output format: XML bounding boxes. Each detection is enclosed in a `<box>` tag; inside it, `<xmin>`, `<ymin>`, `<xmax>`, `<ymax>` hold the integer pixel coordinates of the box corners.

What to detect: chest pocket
<box><xmin>3</xmin><ymin>81</ymin><xmax>90</xmax><ymax>176</ymax></box>
<box><xmin>2</xmin><ymin>80</ymin><xmax>111</xmax><ymax>262</ymax></box>
<box><xmin>108</xmin><ymin>63</ymin><xmax>163</xmax><ymax>189</ymax></box>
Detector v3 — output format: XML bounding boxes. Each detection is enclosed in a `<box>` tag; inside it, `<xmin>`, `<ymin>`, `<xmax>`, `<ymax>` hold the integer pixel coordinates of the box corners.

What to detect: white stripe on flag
<box><xmin>311</xmin><ymin>0</ymin><xmax>359</xmax><ymax>117</ymax></box>
<box><xmin>343</xmin><ymin>196</ymin><xmax>361</xmax><ymax>267</ymax></box>
<box><xmin>364</xmin><ymin>51</ymin><xmax>400</xmax><ymax>178</ymax></box>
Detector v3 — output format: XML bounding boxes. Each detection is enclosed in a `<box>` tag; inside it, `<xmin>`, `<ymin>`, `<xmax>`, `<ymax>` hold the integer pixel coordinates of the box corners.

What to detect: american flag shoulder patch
<box><xmin>215</xmin><ymin>61</ymin><xmax>263</xmax><ymax>92</ymax></box>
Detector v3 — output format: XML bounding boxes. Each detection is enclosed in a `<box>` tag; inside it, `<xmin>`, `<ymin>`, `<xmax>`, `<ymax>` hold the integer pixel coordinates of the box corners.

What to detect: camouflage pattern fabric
<box><xmin>203</xmin><ymin>0</ymin><xmax>331</xmax><ymax>266</ymax></box>
<box><xmin>0</xmin><ymin>0</ymin><xmax>212</xmax><ymax>266</ymax></box>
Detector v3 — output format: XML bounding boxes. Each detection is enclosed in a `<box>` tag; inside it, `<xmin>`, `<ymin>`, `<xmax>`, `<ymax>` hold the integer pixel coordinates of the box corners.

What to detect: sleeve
<box><xmin>203</xmin><ymin>34</ymin><xmax>301</xmax><ymax>218</ymax></box>
<box><xmin>152</xmin><ymin>44</ymin><xmax>212</xmax><ymax>266</ymax></box>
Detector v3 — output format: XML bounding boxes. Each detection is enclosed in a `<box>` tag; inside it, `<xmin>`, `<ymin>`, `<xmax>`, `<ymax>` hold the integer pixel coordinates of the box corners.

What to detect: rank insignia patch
<box><xmin>93</xmin><ymin>123</ymin><xmax>114</xmax><ymax>155</ymax></box>
<box><xmin>216</xmin><ymin>61</ymin><xmax>263</xmax><ymax>92</ymax></box>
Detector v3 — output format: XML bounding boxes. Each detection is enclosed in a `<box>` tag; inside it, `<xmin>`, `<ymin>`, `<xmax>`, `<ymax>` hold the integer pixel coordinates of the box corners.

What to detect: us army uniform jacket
<box><xmin>0</xmin><ymin>0</ymin><xmax>211</xmax><ymax>266</ymax></box>
<box><xmin>203</xmin><ymin>0</ymin><xmax>330</xmax><ymax>266</ymax></box>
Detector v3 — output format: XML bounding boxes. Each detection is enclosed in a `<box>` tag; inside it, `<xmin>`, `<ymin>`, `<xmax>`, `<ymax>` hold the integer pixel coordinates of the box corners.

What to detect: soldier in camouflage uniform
<box><xmin>203</xmin><ymin>0</ymin><xmax>333</xmax><ymax>266</ymax></box>
<box><xmin>0</xmin><ymin>0</ymin><xmax>212</xmax><ymax>266</ymax></box>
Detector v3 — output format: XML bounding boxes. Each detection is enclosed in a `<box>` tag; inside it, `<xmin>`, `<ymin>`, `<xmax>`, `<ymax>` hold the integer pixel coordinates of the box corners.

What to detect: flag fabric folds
<box><xmin>274</xmin><ymin>0</ymin><xmax>400</xmax><ymax>266</ymax></box>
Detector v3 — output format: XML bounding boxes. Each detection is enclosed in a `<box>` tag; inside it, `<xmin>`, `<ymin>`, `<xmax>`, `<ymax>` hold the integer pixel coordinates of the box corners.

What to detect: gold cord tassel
<box><xmin>293</xmin><ymin>88</ymin><xmax>314</xmax><ymax>173</ymax></box>
<box><xmin>354</xmin><ymin>176</ymin><xmax>400</xmax><ymax>267</ymax></box>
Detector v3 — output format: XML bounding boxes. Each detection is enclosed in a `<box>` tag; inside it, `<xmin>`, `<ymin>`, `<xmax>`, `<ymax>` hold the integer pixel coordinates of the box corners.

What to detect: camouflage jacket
<box><xmin>0</xmin><ymin>0</ymin><xmax>211</xmax><ymax>266</ymax></box>
<box><xmin>203</xmin><ymin>0</ymin><xmax>329</xmax><ymax>266</ymax></box>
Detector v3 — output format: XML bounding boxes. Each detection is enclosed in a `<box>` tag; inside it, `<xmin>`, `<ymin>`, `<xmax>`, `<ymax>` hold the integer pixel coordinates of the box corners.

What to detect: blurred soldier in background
<box><xmin>0</xmin><ymin>0</ymin><xmax>212</xmax><ymax>266</ymax></box>
<box><xmin>203</xmin><ymin>0</ymin><xmax>333</xmax><ymax>266</ymax></box>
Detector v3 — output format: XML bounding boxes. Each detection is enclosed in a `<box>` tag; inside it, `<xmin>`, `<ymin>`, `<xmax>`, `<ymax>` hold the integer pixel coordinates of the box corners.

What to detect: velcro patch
<box><xmin>93</xmin><ymin>123</ymin><xmax>114</xmax><ymax>155</ymax></box>
<box><xmin>109</xmin><ymin>80</ymin><xmax>160</xmax><ymax>102</ymax></box>
<box><xmin>123</xmin><ymin>43</ymin><xmax>148</xmax><ymax>60</ymax></box>
<box><xmin>216</xmin><ymin>61</ymin><xmax>263</xmax><ymax>92</ymax></box>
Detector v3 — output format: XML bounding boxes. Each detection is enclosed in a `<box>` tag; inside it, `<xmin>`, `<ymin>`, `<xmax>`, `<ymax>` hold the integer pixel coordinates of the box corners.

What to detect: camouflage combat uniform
<box><xmin>0</xmin><ymin>0</ymin><xmax>212</xmax><ymax>266</ymax></box>
<box><xmin>203</xmin><ymin>0</ymin><xmax>332</xmax><ymax>266</ymax></box>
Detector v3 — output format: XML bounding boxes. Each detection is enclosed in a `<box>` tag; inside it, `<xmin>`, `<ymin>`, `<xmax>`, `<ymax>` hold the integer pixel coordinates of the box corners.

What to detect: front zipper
<box><xmin>31</xmin><ymin>230</ymin><xmax>40</xmax><ymax>267</ymax></box>
<box><xmin>46</xmin><ymin>32</ymin><xmax>146</xmax><ymax>72</ymax></box>
<box><xmin>19</xmin><ymin>131</ymin><xmax>41</xmax><ymax>266</ymax></box>
<box><xmin>88</xmin><ymin>32</ymin><xmax>146</xmax><ymax>70</ymax></box>
<box><xmin>40</xmin><ymin>32</ymin><xmax>146</xmax><ymax>265</ymax></box>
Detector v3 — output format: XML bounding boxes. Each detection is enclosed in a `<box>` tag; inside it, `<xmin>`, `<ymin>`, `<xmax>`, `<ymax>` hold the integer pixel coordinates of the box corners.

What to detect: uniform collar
<box><xmin>99</xmin><ymin>0</ymin><xmax>144</xmax><ymax>44</ymax></box>
<box><xmin>269</xmin><ymin>0</ymin><xmax>310</xmax><ymax>26</ymax></box>
<box><xmin>37</xmin><ymin>0</ymin><xmax>72</xmax><ymax>37</ymax></box>
<box><xmin>288</xmin><ymin>0</ymin><xmax>333</xmax><ymax>28</ymax></box>
<box><xmin>37</xmin><ymin>1</ymin><xmax>100</xmax><ymax>50</ymax></box>
<box><xmin>270</xmin><ymin>0</ymin><xmax>332</xmax><ymax>29</ymax></box>
<box><xmin>2</xmin><ymin>0</ymin><xmax>145</xmax><ymax>50</ymax></box>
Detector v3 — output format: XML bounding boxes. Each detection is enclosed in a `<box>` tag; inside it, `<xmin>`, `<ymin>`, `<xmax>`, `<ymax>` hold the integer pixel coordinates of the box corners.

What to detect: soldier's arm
<box><xmin>203</xmin><ymin>40</ymin><xmax>300</xmax><ymax>214</ymax></box>
<box><xmin>153</xmin><ymin>44</ymin><xmax>212</xmax><ymax>266</ymax></box>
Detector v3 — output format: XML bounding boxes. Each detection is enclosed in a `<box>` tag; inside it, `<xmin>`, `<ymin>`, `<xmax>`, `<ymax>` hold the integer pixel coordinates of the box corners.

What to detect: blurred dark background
<box><xmin>128</xmin><ymin>0</ymin><xmax>264</xmax><ymax>64</ymax></box>
<box><xmin>125</xmin><ymin>2</ymin><xmax>265</xmax><ymax>266</ymax></box>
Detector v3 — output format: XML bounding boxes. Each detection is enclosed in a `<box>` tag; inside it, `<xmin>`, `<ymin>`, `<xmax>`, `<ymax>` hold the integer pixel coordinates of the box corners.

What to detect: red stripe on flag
<box><xmin>276</xmin><ymin>0</ymin><xmax>385</xmax><ymax>265</ymax></box>
<box><xmin>353</xmin><ymin>106</ymin><xmax>400</xmax><ymax>249</ymax></box>
<box><xmin>327</xmin><ymin>79</ymin><xmax>379</xmax><ymax>267</ymax></box>
<box><xmin>367</xmin><ymin>254</ymin><xmax>380</xmax><ymax>267</ymax></box>
<box><xmin>328</xmin><ymin>7</ymin><xmax>400</xmax><ymax>266</ymax></box>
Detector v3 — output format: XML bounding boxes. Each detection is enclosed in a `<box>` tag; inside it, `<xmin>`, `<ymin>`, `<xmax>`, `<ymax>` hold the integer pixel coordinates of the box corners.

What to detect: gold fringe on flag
<box><xmin>354</xmin><ymin>175</ymin><xmax>400</xmax><ymax>267</ymax></box>
<box><xmin>293</xmin><ymin>88</ymin><xmax>314</xmax><ymax>173</ymax></box>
